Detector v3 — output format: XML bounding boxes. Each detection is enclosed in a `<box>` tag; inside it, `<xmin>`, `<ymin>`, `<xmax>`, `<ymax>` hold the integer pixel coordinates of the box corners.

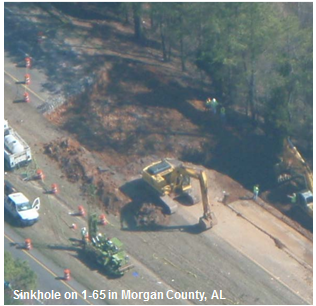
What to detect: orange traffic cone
<box><xmin>63</xmin><ymin>269</ymin><xmax>71</xmax><ymax>281</ymax></box>
<box><xmin>25</xmin><ymin>238</ymin><xmax>32</xmax><ymax>250</ymax></box>
<box><xmin>51</xmin><ymin>183</ymin><xmax>58</xmax><ymax>194</ymax></box>
<box><xmin>25</xmin><ymin>57</ymin><xmax>31</xmax><ymax>68</ymax></box>
<box><xmin>99</xmin><ymin>214</ymin><xmax>107</xmax><ymax>225</ymax></box>
<box><xmin>24</xmin><ymin>74</ymin><xmax>31</xmax><ymax>85</ymax></box>
<box><xmin>78</xmin><ymin>205</ymin><xmax>86</xmax><ymax>217</ymax></box>
<box><xmin>24</xmin><ymin>92</ymin><xmax>30</xmax><ymax>103</ymax></box>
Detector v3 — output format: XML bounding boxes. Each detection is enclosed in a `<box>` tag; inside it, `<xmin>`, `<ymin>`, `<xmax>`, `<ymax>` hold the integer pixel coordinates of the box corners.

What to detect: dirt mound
<box><xmin>135</xmin><ymin>203</ymin><xmax>170</xmax><ymax>228</ymax></box>
<box><xmin>43</xmin><ymin>138</ymin><xmax>172</xmax><ymax>226</ymax></box>
<box><xmin>44</xmin><ymin>137</ymin><xmax>125</xmax><ymax>215</ymax></box>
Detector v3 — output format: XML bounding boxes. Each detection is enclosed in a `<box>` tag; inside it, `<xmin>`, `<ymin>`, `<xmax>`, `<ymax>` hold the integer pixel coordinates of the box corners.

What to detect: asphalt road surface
<box><xmin>5</xmin><ymin>224</ymin><xmax>98</xmax><ymax>305</ymax></box>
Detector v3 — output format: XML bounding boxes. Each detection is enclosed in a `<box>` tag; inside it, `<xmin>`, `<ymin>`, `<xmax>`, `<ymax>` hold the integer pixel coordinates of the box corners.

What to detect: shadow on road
<box><xmin>121</xmin><ymin>223</ymin><xmax>205</xmax><ymax>235</ymax></box>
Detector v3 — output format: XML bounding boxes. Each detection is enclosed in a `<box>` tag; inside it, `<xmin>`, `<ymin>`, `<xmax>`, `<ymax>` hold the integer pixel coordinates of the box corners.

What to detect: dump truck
<box><xmin>4</xmin><ymin>119</ymin><xmax>32</xmax><ymax>170</ymax></box>
<box><xmin>275</xmin><ymin>138</ymin><xmax>313</xmax><ymax>216</ymax></box>
<box><xmin>4</xmin><ymin>180</ymin><xmax>40</xmax><ymax>226</ymax></box>
<box><xmin>142</xmin><ymin>159</ymin><xmax>217</xmax><ymax>230</ymax></box>
<box><xmin>80</xmin><ymin>214</ymin><xmax>133</xmax><ymax>277</ymax></box>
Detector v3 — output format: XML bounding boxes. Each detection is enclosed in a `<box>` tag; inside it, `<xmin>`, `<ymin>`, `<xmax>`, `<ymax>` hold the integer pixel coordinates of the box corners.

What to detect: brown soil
<box><xmin>43</xmin><ymin>137</ymin><xmax>126</xmax><ymax>215</ymax></box>
<box><xmin>45</xmin><ymin>67</ymin><xmax>209</xmax><ymax>167</ymax></box>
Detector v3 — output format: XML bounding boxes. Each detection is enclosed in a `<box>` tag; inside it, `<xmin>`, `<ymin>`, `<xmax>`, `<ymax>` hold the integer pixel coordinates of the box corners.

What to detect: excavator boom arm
<box><xmin>176</xmin><ymin>166</ymin><xmax>211</xmax><ymax>218</ymax></box>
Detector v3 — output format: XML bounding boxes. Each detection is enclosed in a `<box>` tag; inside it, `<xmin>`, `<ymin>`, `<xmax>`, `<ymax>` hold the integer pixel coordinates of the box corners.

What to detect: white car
<box><xmin>4</xmin><ymin>181</ymin><xmax>40</xmax><ymax>226</ymax></box>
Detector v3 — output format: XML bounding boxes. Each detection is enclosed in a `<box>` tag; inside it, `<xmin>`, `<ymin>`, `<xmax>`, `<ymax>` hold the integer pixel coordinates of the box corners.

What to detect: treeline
<box><xmin>118</xmin><ymin>3</ymin><xmax>313</xmax><ymax>154</ymax></box>
<box><xmin>69</xmin><ymin>3</ymin><xmax>312</xmax><ymax>155</ymax></box>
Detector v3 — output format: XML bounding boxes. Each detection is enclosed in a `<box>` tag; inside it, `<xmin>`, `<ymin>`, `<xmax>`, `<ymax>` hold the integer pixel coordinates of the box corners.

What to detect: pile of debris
<box><xmin>135</xmin><ymin>203</ymin><xmax>169</xmax><ymax>228</ymax></box>
<box><xmin>44</xmin><ymin>138</ymin><xmax>172</xmax><ymax>226</ymax></box>
<box><xmin>44</xmin><ymin>137</ymin><xmax>124</xmax><ymax>215</ymax></box>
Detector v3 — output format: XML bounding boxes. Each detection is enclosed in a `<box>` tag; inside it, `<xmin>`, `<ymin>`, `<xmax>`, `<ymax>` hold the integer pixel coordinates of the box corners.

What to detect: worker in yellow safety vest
<box><xmin>253</xmin><ymin>184</ymin><xmax>259</xmax><ymax>200</ymax></box>
<box><xmin>211</xmin><ymin>98</ymin><xmax>218</xmax><ymax>114</ymax></box>
<box><xmin>288</xmin><ymin>193</ymin><xmax>297</xmax><ymax>204</ymax></box>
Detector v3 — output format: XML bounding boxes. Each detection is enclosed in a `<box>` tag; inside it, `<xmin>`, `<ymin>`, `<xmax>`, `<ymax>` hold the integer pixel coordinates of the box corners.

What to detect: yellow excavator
<box><xmin>142</xmin><ymin>158</ymin><xmax>217</xmax><ymax>230</ymax></box>
<box><xmin>275</xmin><ymin>138</ymin><xmax>313</xmax><ymax>216</ymax></box>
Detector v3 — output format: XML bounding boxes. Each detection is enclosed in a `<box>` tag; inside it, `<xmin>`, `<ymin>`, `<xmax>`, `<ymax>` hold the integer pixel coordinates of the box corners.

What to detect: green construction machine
<box><xmin>81</xmin><ymin>214</ymin><xmax>133</xmax><ymax>277</ymax></box>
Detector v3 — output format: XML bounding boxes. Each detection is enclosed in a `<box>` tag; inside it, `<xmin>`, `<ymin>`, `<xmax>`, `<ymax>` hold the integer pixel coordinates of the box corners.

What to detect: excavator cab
<box><xmin>298</xmin><ymin>190</ymin><xmax>313</xmax><ymax>217</ymax></box>
<box><xmin>275</xmin><ymin>138</ymin><xmax>313</xmax><ymax>217</ymax></box>
<box><xmin>142</xmin><ymin>159</ymin><xmax>217</xmax><ymax>231</ymax></box>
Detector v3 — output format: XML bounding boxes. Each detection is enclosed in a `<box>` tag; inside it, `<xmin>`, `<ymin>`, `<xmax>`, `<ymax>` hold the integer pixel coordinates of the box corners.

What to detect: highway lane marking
<box><xmin>4</xmin><ymin>69</ymin><xmax>46</xmax><ymax>102</ymax></box>
<box><xmin>4</xmin><ymin>233</ymin><xmax>93</xmax><ymax>305</ymax></box>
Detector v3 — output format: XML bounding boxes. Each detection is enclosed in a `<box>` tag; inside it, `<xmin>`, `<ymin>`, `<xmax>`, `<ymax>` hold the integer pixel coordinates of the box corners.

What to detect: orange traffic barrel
<box><xmin>63</xmin><ymin>269</ymin><xmax>71</xmax><ymax>281</ymax></box>
<box><xmin>51</xmin><ymin>183</ymin><xmax>58</xmax><ymax>194</ymax></box>
<box><xmin>25</xmin><ymin>238</ymin><xmax>32</xmax><ymax>250</ymax></box>
<box><xmin>99</xmin><ymin>214</ymin><xmax>107</xmax><ymax>225</ymax></box>
<box><xmin>36</xmin><ymin>169</ymin><xmax>45</xmax><ymax>181</ymax></box>
<box><xmin>78</xmin><ymin>205</ymin><xmax>86</xmax><ymax>217</ymax></box>
<box><xmin>25</xmin><ymin>57</ymin><xmax>32</xmax><ymax>68</ymax></box>
<box><xmin>24</xmin><ymin>74</ymin><xmax>31</xmax><ymax>85</ymax></box>
<box><xmin>23</xmin><ymin>92</ymin><xmax>30</xmax><ymax>103</ymax></box>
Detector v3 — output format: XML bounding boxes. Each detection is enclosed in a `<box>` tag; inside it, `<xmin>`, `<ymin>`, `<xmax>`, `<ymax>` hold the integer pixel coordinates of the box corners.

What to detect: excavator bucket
<box><xmin>199</xmin><ymin>213</ymin><xmax>217</xmax><ymax>231</ymax></box>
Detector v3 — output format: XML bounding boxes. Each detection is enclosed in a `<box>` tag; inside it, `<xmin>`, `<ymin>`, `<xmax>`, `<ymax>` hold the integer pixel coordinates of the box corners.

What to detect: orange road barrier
<box><xmin>25</xmin><ymin>238</ymin><xmax>32</xmax><ymax>250</ymax></box>
<box><xmin>24</xmin><ymin>74</ymin><xmax>31</xmax><ymax>85</ymax></box>
<box><xmin>64</xmin><ymin>269</ymin><xmax>71</xmax><ymax>281</ymax></box>
<box><xmin>78</xmin><ymin>205</ymin><xmax>86</xmax><ymax>217</ymax></box>
<box><xmin>23</xmin><ymin>92</ymin><xmax>30</xmax><ymax>103</ymax></box>
<box><xmin>36</xmin><ymin>169</ymin><xmax>45</xmax><ymax>181</ymax></box>
<box><xmin>99</xmin><ymin>214</ymin><xmax>107</xmax><ymax>225</ymax></box>
<box><xmin>51</xmin><ymin>183</ymin><xmax>59</xmax><ymax>194</ymax></box>
<box><xmin>25</xmin><ymin>57</ymin><xmax>32</xmax><ymax>68</ymax></box>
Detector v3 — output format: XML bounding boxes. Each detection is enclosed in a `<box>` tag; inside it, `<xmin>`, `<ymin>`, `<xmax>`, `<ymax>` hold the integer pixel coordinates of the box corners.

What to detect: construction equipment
<box><xmin>274</xmin><ymin>138</ymin><xmax>313</xmax><ymax>216</ymax></box>
<box><xmin>142</xmin><ymin>159</ymin><xmax>194</xmax><ymax>214</ymax></box>
<box><xmin>142</xmin><ymin>159</ymin><xmax>217</xmax><ymax>230</ymax></box>
<box><xmin>81</xmin><ymin>214</ymin><xmax>133</xmax><ymax>277</ymax></box>
<box><xmin>4</xmin><ymin>180</ymin><xmax>40</xmax><ymax>226</ymax></box>
<box><xmin>4</xmin><ymin>119</ymin><xmax>32</xmax><ymax>170</ymax></box>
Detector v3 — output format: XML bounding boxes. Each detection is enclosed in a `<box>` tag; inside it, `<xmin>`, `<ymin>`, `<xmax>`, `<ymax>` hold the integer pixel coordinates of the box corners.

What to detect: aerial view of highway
<box><xmin>4</xmin><ymin>3</ymin><xmax>312</xmax><ymax>305</ymax></box>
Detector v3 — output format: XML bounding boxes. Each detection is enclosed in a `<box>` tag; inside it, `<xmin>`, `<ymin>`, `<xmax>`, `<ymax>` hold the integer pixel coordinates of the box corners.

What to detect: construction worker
<box><xmin>253</xmin><ymin>184</ymin><xmax>259</xmax><ymax>200</ymax></box>
<box><xmin>205</xmin><ymin>98</ymin><xmax>212</xmax><ymax>111</ymax></box>
<box><xmin>220</xmin><ymin>106</ymin><xmax>226</xmax><ymax>123</ymax></box>
<box><xmin>288</xmin><ymin>193</ymin><xmax>297</xmax><ymax>204</ymax></box>
<box><xmin>211</xmin><ymin>98</ymin><xmax>218</xmax><ymax>114</ymax></box>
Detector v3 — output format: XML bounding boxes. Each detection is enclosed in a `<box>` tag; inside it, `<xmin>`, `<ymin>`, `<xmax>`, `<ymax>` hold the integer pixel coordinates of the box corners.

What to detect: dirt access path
<box><xmin>4</xmin><ymin>3</ymin><xmax>312</xmax><ymax>305</ymax></box>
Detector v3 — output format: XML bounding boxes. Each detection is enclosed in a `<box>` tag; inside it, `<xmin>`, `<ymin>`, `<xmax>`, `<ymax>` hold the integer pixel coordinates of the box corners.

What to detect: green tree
<box><xmin>150</xmin><ymin>3</ymin><xmax>173</xmax><ymax>61</ymax></box>
<box><xmin>4</xmin><ymin>251</ymin><xmax>37</xmax><ymax>291</ymax></box>
<box><xmin>132</xmin><ymin>3</ymin><xmax>144</xmax><ymax>42</ymax></box>
<box><xmin>263</xmin><ymin>6</ymin><xmax>312</xmax><ymax>150</ymax></box>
